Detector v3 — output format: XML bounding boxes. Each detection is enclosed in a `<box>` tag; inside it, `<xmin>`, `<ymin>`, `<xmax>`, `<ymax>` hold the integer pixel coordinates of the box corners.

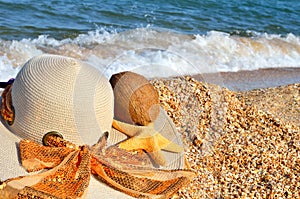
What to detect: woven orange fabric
<box><xmin>0</xmin><ymin>134</ymin><xmax>195</xmax><ymax>199</ymax></box>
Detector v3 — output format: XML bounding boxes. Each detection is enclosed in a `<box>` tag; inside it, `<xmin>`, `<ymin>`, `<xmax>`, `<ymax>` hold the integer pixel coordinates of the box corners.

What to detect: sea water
<box><xmin>0</xmin><ymin>0</ymin><xmax>300</xmax><ymax>81</ymax></box>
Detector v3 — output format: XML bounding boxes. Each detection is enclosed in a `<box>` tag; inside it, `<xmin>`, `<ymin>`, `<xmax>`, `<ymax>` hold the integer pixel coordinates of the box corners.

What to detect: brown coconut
<box><xmin>109</xmin><ymin>71</ymin><xmax>160</xmax><ymax>126</ymax></box>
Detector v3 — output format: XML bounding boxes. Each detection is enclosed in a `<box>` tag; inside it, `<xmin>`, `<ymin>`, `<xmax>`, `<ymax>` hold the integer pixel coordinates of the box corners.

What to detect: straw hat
<box><xmin>0</xmin><ymin>54</ymin><xmax>185</xmax><ymax>198</ymax></box>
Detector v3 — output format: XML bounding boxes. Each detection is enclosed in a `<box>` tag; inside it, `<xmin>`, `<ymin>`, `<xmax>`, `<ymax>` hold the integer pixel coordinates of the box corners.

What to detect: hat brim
<box><xmin>0</xmin><ymin>98</ymin><xmax>184</xmax><ymax>198</ymax></box>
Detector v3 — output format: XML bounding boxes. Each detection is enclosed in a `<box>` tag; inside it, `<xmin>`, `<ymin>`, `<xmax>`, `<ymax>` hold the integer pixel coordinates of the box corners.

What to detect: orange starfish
<box><xmin>113</xmin><ymin>120</ymin><xmax>183</xmax><ymax>166</ymax></box>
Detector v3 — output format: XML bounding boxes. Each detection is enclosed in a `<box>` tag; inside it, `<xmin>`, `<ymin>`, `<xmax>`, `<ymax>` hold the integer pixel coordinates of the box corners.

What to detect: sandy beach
<box><xmin>0</xmin><ymin>67</ymin><xmax>298</xmax><ymax>198</ymax></box>
<box><xmin>151</xmin><ymin>69</ymin><xmax>299</xmax><ymax>198</ymax></box>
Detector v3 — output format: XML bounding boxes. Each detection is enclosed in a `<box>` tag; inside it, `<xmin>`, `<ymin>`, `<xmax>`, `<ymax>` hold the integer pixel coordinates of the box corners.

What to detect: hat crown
<box><xmin>7</xmin><ymin>54</ymin><xmax>113</xmax><ymax>145</ymax></box>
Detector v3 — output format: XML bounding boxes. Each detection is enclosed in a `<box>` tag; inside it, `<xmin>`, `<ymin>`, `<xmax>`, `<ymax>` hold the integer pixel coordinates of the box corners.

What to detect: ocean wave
<box><xmin>0</xmin><ymin>28</ymin><xmax>300</xmax><ymax>81</ymax></box>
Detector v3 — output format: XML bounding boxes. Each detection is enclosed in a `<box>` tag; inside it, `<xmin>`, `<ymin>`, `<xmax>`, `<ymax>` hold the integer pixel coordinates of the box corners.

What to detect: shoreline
<box><xmin>192</xmin><ymin>67</ymin><xmax>300</xmax><ymax>91</ymax></box>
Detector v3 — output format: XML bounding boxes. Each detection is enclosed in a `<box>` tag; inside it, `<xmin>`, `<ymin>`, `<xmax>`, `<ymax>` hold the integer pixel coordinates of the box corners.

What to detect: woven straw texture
<box><xmin>7</xmin><ymin>54</ymin><xmax>113</xmax><ymax>145</ymax></box>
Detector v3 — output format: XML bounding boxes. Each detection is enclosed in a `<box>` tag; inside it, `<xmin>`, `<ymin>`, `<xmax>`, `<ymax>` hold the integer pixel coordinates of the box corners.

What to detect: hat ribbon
<box><xmin>1</xmin><ymin>79</ymin><xmax>15</xmax><ymax>125</ymax></box>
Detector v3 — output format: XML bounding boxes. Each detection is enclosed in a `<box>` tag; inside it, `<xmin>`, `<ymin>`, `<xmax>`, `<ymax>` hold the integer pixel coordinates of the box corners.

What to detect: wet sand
<box><xmin>193</xmin><ymin>67</ymin><xmax>300</xmax><ymax>91</ymax></box>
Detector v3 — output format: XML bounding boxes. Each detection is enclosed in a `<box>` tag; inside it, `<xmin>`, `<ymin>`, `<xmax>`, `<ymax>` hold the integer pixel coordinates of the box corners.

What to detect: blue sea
<box><xmin>0</xmin><ymin>0</ymin><xmax>300</xmax><ymax>81</ymax></box>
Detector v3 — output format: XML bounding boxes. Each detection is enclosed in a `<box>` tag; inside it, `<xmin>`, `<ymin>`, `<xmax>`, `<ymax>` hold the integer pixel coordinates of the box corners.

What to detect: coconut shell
<box><xmin>109</xmin><ymin>71</ymin><xmax>160</xmax><ymax>126</ymax></box>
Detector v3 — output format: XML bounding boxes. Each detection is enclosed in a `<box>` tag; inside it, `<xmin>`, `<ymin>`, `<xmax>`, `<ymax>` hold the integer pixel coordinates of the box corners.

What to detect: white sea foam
<box><xmin>0</xmin><ymin>55</ymin><xmax>20</xmax><ymax>81</ymax></box>
<box><xmin>0</xmin><ymin>28</ymin><xmax>300</xmax><ymax>81</ymax></box>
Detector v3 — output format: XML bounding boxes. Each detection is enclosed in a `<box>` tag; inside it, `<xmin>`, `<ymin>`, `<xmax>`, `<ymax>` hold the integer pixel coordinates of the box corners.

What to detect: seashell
<box><xmin>109</xmin><ymin>71</ymin><xmax>160</xmax><ymax>126</ymax></box>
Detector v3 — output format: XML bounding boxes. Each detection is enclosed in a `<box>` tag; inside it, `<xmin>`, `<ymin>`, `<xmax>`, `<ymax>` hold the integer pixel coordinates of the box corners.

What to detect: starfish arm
<box><xmin>147</xmin><ymin>150</ymin><xmax>166</xmax><ymax>166</ymax></box>
<box><xmin>156</xmin><ymin>133</ymin><xmax>184</xmax><ymax>153</ymax></box>
<box><xmin>118</xmin><ymin>130</ymin><xmax>183</xmax><ymax>153</ymax></box>
<box><xmin>112</xmin><ymin>119</ymin><xmax>141</xmax><ymax>137</ymax></box>
<box><xmin>118</xmin><ymin>136</ymin><xmax>149</xmax><ymax>151</ymax></box>
<box><xmin>119</xmin><ymin>136</ymin><xmax>167</xmax><ymax>166</ymax></box>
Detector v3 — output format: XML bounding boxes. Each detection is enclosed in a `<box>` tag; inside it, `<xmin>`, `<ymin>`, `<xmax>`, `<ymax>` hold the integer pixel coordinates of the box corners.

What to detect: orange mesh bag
<box><xmin>0</xmin><ymin>133</ymin><xmax>195</xmax><ymax>199</ymax></box>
